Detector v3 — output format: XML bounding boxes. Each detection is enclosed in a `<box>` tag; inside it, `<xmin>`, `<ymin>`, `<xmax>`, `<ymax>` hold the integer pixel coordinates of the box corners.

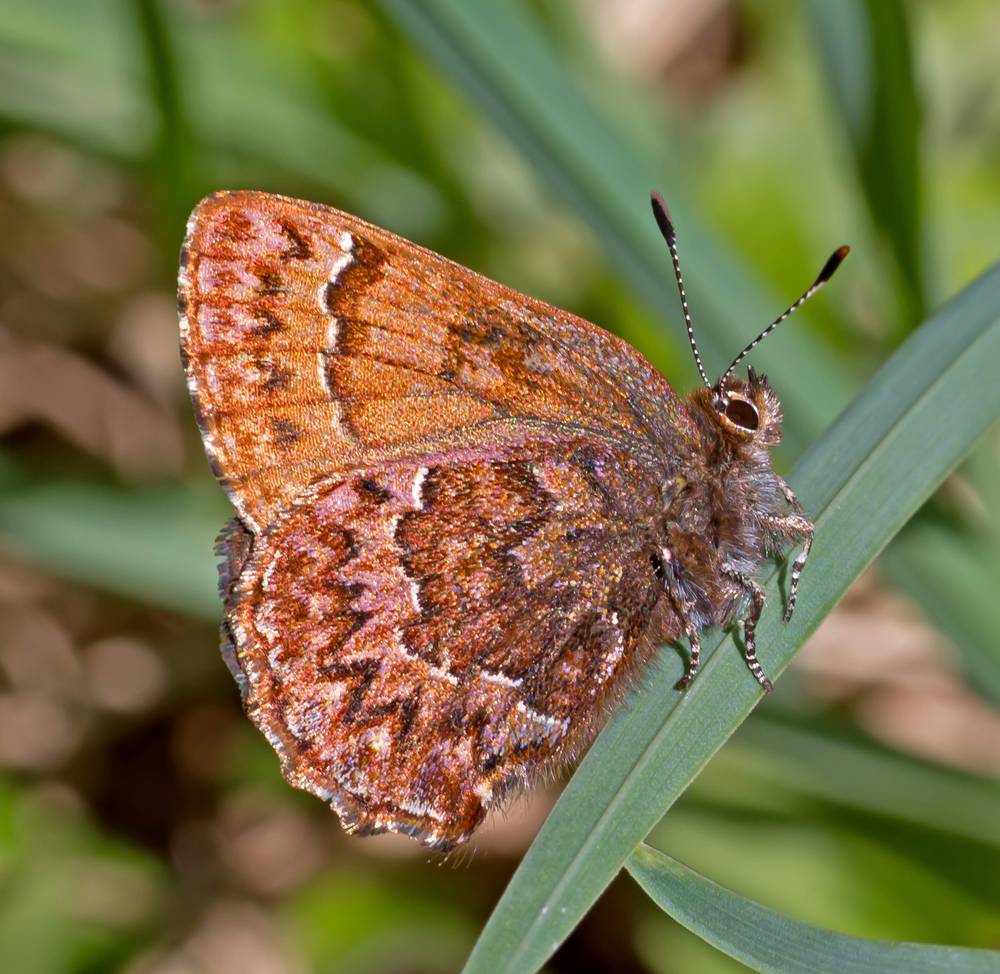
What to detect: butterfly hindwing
<box><xmin>222</xmin><ymin>437</ymin><xmax>670</xmax><ymax>848</ymax></box>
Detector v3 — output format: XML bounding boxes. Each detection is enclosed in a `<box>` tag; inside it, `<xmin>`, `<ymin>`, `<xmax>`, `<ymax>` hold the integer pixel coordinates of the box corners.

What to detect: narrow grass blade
<box><xmin>883</xmin><ymin>524</ymin><xmax>1000</xmax><ymax>705</ymax></box>
<box><xmin>808</xmin><ymin>0</ymin><xmax>925</xmax><ymax>322</ymax></box>
<box><xmin>732</xmin><ymin>715</ymin><xmax>1000</xmax><ymax>849</ymax></box>
<box><xmin>461</xmin><ymin>262</ymin><xmax>1000</xmax><ymax>974</ymax></box>
<box><xmin>0</xmin><ymin>481</ymin><xmax>223</xmax><ymax>620</ymax></box>
<box><xmin>133</xmin><ymin>0</ymin><xmax>198</xmax><ymax>260</ymax></box>
<box><xmin>626</xmin><ymin>844</ymin><xmax>1000</xmax><ymax>974</ymax></box>
<box><xmin>0</xmin><ymin>1</ymin><xmax>430</xmax><ymax>214</ymax></box>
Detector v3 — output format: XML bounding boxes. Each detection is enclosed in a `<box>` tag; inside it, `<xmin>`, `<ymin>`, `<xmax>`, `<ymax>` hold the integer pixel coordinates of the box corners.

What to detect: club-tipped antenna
<box><xmin>717</xmin><ymin>245</ymin><xmax>850</xmax><ymax>387</ymax></box>
<box><xmin>651</xmin><ymin>192</ymin><xmax>710</xmax><ymax>388</ymax></box>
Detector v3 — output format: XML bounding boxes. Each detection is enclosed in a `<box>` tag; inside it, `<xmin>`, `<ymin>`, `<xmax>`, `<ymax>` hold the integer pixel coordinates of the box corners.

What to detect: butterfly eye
<box><xmin>724</xmin><ymin>397</ymin><xmax>759</xmax><ymax>431</ymax></box>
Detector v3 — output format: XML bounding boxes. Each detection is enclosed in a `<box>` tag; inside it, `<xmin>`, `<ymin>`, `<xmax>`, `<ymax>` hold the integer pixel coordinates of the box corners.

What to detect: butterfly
<box><xmin>178</xmin><ymin>190</ymin><xmax>847</xmax><ymax>850</ymax></box>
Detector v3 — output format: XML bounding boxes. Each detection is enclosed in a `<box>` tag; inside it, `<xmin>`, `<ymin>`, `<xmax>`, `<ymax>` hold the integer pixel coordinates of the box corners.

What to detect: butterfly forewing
<box><xmin>179</xmin><ymin>192</ymin><xmax>691</xmax><ymax>530</ymax></box>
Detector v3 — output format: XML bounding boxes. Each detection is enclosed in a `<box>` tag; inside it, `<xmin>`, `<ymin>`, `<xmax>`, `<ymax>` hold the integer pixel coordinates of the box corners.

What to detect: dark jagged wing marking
<box><xmin>224</xmin><ymin>437</ymin><xmax>671</xmax><ymax>849</ymax></box>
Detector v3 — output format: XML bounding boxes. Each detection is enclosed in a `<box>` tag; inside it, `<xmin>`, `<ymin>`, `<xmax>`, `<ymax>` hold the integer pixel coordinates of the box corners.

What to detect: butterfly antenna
<box><xmin>651</xmin><ymin>192</ymin><xmax>711</xmax><ymax>388</ymax></box>
<box><xmin>718</xmin><ymin>245</ymin><xmax>850</xmax><ymax>386</ymax></box>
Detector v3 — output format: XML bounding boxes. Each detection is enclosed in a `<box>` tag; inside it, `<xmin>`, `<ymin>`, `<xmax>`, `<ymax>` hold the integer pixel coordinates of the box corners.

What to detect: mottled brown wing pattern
<box><xmin>180</xmin><ymin>191</ymin><xmax>696</xmax><ymax>849</ymax></box>
<box><xmin>221</xmin><ymin>436</ymin><xmax>672</xmax><ymax>848</ymax></box>
<box><xmin>179</xmin><ymin>191</ymin><xmax>693</xmax><ymax>531</ymax></box>
<box><xmin>182</xmin><ymin>189</ymin><xmax>838</xmax><ymax>846</ymax></box>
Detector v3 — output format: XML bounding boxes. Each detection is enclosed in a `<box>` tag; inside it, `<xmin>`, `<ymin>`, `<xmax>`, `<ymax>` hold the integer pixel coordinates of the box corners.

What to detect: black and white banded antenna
<box><xmin>717</xmin><ymin>244</ymin><xmax>850</xmax><ymax>387</ymax></box>
<box><xmin>650</xmin><ymin>192</ymin><xmax>711</xmax><ymax>389</ymax></box>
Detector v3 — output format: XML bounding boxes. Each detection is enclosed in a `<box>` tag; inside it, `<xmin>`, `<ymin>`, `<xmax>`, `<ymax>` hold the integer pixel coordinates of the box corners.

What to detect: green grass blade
<box><xmin>132</xmin><ymin>0</ymin><xmax>197</xmax><ymax>261</ymax></box>
<box><xmin>626</xmin><ymin>844</ymin><xmax>1000</xmax><ymax>974</ymax></box>
<box><xmin>0</xmin><ymin>0</ymin><xmax>151</xmax><ymax>158</ymax></box>
<box><xmin>0</xmin><ymin>481</ymin><xmax>222</xmax><ymax>620</ymax></box>
<box><xmin>461</xmin><ymin>262</ymin><xmax>1000</xmax><ymax>974</ymax></box>
<box><xmin>731</xmin><ymin>715</ymin><xmax>1000</xmax><ymax>849</ymax></box>
<box><xmin>883</xmin><ymin>524</ymin><xmax>1000</xmax><ymax>704</ymax></box>
<box><xmin>809</xmin><ymin>0</ymin><xmax>1000</xmax><ymax>700</ymax></box>
<box><xmin>808</xmin><ymin>0</ymin><xmax>925</xmax><ymax>322</ymax></box>
<box><xmin>380</xmin><ymin>0</ymin><xmax>858</xmax><ymax>444</ymax></box>
<box><xmin>0</xmin><ymin>0</ymin><xmax>432</xmax><ymax>213</ymax></box>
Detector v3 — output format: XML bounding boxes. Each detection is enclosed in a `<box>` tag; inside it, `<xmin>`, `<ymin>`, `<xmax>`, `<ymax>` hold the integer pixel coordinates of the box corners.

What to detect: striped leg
<box><xmin>675</xmin><ymin>624</ymin><xmax>701</xmax><ymax>692</ymax></box>
<box><xmin>657</xmin><ymin>549</ymin><xmax>704</xmax><ymax>692</ymax></box>
<box><xmin>741</xmin><ymin>582</ymin><xmax>772</xmax><ymax>693</ymax></box>
<box><xmin>765</xmin><ymin>476</ymin><xmax>813</xmax><ymax>626</ymax></box>
<box><xmin>725</xmin><ymin>569</ymin><xmax>773</xmax><ymax>693</ymax></box>
<box><xmin>764</xmin><ymin>512</ymin><xmax>814</xmax><ymax>624</ymax></box>
<box><xmin>782</xmin><ymin>529</ymin><xmax>812</xmax><ymax>623</ymax></box>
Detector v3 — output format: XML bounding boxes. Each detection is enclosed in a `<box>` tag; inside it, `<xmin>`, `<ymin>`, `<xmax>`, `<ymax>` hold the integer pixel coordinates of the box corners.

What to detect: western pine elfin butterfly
<box><xmin>179</xmin><ymin>190</ymin><xmax>848</xmax><ymax>850</ymax></box>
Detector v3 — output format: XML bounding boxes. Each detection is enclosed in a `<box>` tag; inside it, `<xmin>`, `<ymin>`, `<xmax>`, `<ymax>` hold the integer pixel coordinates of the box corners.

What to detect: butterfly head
<box><xmin>689</xmin><ymin>366</ymin><xmax>783</xmax><ymax>448</ymax></box>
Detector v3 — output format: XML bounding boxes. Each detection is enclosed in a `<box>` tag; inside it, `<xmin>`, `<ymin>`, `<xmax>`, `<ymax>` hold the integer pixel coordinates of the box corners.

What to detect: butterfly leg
<box><xmin>782</xmin><ymin>525</ymin><xmax>812</xmax><ymax>623</ymax></box>
<box><xmin>763</xmin><ymin>511</ymin><xmax>814</xmax><ymax>623</ymax></box>
<box><xmin>779</xmin><ymin>479</ymin><xmax>804</xmax><ymax>512</ymax></box>
<box><xmin>653</xmin><ymin>546</ymin><xmax>703</xmax><ymax>691</ymax></box>
<box><xmin>724</xmin><ymin>569</ymin><xmax>773</xmax><ymax>693</ymax></box>
<box><xmin>674</xmin><ymin>620</ymin><xmax>701</xmax><ymax>691</ymax></box>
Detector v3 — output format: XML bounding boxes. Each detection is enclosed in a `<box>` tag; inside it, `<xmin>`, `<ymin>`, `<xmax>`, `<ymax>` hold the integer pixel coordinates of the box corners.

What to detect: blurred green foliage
<box><xmin>0</xmin><ymin>1</ymin><xmax>998</xmax><ymax>972</ymax></box>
